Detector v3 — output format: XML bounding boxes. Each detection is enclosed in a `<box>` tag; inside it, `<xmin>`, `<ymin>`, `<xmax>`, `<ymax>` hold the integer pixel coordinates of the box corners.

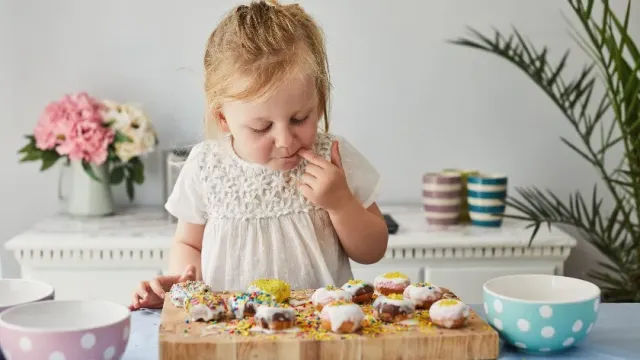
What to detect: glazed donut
<box><xmin>228</xmin><ymin>291</ymin><xmax>277</xmax><ymax>319</ymax></box>
<box><xmin>247</xmin><ymin>279</ymin><xmax>291</xmax><ymax>303</ymax></box>
<box><xmin>341</xmin><ymin>280</ymin><xmax>375</xmax><ymax>304</ymax></box>
<box><xmin>373</xmin><ymin>272</ymin><xmax>410</xmax><ymax>295</ymax></box>
<box><xmin>310</xmin><ymin>285</ymin><xmax>353</xmax><ymax>311</ymax></box>
<box><xmin>403</xmin><ymin>282</ymin><xmax>443</xmax><ymax>309</ymax></box>
<box><xmin>169</xmin><ymin>280</ymin><xmax>211</xmax><ymax>308</ymax></box>
<box><xmin>184</xmin><ymin>292</ymin><xmax>227</xmax><ymax>322</ymax></box>
<box><xmin>254</xmin><ymin>305</ymin><xmax>297</xmax><ymax>331</ymax></box>
<box><xmin>320</xmin><ymin>299</ymin><xmax>365</xmax><ymax>334</ymax></box>
<box><xmin>429</xmin><ymin>299</ymin><xmax>470</xmax><ymax>329</ymax></box>
<box><xmin>372</xmin><ymin>293</ymin><xmax>415</xmax><ymax>323</ymax></box>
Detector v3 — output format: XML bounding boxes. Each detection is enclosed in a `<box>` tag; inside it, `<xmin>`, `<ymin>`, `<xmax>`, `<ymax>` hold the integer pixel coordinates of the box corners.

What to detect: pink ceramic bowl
<box><xmin>0</xmin><ymin>300</ymin><xmax>130</xmax><ymax>360</ymax></box>
<box><xmin>0</xmin><ymin>279</ymin><xmax>55</xmax><ymax>313</ymax></box>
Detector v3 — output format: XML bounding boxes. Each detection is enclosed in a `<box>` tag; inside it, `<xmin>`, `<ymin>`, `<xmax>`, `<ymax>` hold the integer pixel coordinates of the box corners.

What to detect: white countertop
<box><xmin>4</xmin><ymin>205</ymin><xmax>576</xmax><ymax>250</ymax></box>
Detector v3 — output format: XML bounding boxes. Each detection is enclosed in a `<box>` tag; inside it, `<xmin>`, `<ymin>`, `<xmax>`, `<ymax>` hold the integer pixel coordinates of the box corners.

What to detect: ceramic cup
<box><xmin>466</xmin><ymin>173</ymin><xmax>508</xmax><ymax>227</ymax></box>
<box><xmin>423</xmin><ymin>172</ymin><xmax>463</xmax><ymax>226</ymax></box>
<box><xmin>441</xmin><ymin>169</ymin><xmax>479</xmax><ymax>224</ymax></box>
<box><xmin>483</xmin><ymin>274</ymin><xmax>601</xmax><ymax>354</ymax></box>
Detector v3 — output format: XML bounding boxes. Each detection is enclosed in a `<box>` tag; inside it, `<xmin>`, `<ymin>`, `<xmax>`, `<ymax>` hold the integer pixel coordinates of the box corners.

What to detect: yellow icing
<box><xmin>347</xmin><ymin>279</ymin><xmax>363</xmax><ymax>285</ymax></box>
<box><xmin>438</xmin><ymin>299</ymin><xmax>460</xmax><ymax>307</ymax></box>
<box><xmin>325</xmin><ymin>285</ymin><xmax>337</xmax><ymax>290</ymax></box>
<box><xmin>382</xmin><ymin>272</ymin><xmax>408</xmax><ymax>279</ymax></box>
<box><xmin>387</xmin><ymin>294</ymin><xmax>404</xmax><ymax>301</ymax></box>
<box><xmin>249</xmin><ymin>279</ymin><xmax>291</xmax><ymax>303</ymax></box>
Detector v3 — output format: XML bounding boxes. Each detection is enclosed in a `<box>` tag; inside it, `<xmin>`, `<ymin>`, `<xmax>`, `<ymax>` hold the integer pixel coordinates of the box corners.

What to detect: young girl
<box><xmin>130</xmin><ymin>0</ymin><xmax>388</xmax><ymax>310</ymax></box>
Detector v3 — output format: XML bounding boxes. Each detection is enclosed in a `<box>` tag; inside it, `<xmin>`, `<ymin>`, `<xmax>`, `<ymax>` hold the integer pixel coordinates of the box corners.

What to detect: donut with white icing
<box><xmin>373</xmin><ymin>272</ymin><xmax>410</xmax><ymax>295</ymax></box>
<box><xmin>403</xmin><ymin>282</ymin><xmax>443</xmax><ymax>309</ymax></box>
<box><xmin>320</xmin><ymin>299</ymin><xmax>365</xmax><ymax>333</ymax></box>
<box><xmin>429</xmin><ymin>299</ymin><xmax>470</xmax><ymax>329</ymax></box>
<box><xmin>372</xmin><ymin>293</ymin><xmax>415</xmax><ymax>323</ymax></box>
<box><xmin>228</xmin><ymin>291</ymin><xmax>277</xmax><ymax>319</ymax></box>
<box><xmin>254</xmin><ymin>305</ymin><xmax>297</xmax><ymax>331</ymax></box>
<box><xmin>184</xmin><ymin>292</ymin><xmax>227</xmax><ymax>322</ymax></box>
<box><xmin>341</xmin><ymin>279</ymin><xmax>375</xmax><ymax>303</ymax></box>
<box><xmin>311</xmin><ymin>285</ymin><xmax>353</xmax><ymax>311</ymax></box>
<box><xmin>169</xmin><ymin>280</ymin><xmax>211</xmax><ymax>308</ymax></box>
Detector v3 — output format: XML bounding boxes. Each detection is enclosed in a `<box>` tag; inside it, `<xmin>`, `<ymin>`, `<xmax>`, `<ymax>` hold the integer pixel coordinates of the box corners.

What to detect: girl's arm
<box><xmin>298</xmin><ymin>143</ymin><xmax>388</xmax><ymax>265</ymax></box>
<box><xmin>328</xmin><ymin>200</ymin><xmax>388</xmax><ymax>264</ymax></box>
<box><xmin>168</xmin><ymin>219</ymin><xmax>205</xmax><ymax>280</ymax></box>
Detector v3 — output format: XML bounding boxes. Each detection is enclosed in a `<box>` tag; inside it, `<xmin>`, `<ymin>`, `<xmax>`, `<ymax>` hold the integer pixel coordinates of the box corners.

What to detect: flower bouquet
<box><xmin>18</xmin><ymin>92</ymin><xmax>158</xmax><ymax>204</ymax></box>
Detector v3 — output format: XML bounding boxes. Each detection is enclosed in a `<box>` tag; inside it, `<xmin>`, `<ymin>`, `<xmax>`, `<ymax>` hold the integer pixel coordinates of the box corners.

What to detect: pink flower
<box><xmin>34</xmin><ymin>92</ymin><xmax>115</xmax><ymax>165</ymax></box>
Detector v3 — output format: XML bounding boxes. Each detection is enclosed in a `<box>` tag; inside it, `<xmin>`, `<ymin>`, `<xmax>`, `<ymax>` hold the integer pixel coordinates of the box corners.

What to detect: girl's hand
<box><xmin>298</xmin><ymin>141</ymin><xmax>356</xmax><ymax>214</ymax></box>
<box><xmin>129</xmin><ymin>264</ymin><xmax>196</xmax><ymax>311</ymax></box>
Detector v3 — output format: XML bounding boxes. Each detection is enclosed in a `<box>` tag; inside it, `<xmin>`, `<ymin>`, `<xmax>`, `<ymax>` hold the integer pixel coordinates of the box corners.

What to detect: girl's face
<box><xmin>219</xmin><ymin>74</ymin><xmax>321</xmax><ymax>171</ymax></box>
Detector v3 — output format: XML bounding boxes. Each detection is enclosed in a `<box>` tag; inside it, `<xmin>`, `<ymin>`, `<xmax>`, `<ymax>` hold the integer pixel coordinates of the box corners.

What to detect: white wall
<box><xmin>1</xmin><ymin>0</ymin><xmax>637</xmax><ymax>279</ymax></box>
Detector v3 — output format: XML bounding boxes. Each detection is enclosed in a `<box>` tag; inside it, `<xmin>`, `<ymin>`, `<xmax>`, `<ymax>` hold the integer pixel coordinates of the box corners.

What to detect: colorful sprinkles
<box><xmin>171</xmin><ymin>289</ymin><xmax>474</xmax><ymax>341</ymax></box>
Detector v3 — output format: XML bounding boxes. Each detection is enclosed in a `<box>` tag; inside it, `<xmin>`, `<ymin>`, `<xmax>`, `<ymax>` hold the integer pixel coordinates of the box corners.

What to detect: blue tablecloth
<box><xmin>123</xmin><ymin>304</ymin><xmax>640</xmax><ymax>359</ymax></box>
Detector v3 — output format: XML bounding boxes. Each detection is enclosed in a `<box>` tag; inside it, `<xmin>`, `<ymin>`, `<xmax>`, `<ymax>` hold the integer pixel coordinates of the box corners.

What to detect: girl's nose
<box><xmin>274</xmin><ymin>128</ymin><xmax>294</xmax><ymax>148</ymax></box>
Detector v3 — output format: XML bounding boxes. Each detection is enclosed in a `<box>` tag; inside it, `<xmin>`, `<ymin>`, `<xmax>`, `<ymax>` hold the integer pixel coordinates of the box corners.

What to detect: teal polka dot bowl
<box><xmin>483</xmin><ymin>274</ymin><xmax>600</xmax><ymax>355</ymax></box>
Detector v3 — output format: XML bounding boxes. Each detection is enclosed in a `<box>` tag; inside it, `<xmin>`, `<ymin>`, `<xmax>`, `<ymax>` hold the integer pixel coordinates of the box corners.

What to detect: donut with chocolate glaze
<box><xmin>403</xmin><ymin>282</ymin><xmax>443</xmax><ymax>309</ymax></box>
<box><xmin>228</xmin><ymin>291</ymin><xmax>277</xmax><ymax>319</ymax></box>
<box><xmin>372</xmin><ymin>293</ymin><xmax>415</xmax><ymax>323</ymax></box>
<box><xmin>341</xmin><ymin>279</ymin><xmax>374</xmax><ymax>303</ymax></box>
<box><xmin>254</xmin><ymin>305</ymin><xmax>297</xmax><ymax>331</ymax></box>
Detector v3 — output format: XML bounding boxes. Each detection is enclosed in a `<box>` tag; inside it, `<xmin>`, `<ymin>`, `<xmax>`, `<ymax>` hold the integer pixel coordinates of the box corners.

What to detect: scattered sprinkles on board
<box><xmin>165</xmin><ymin>286</ymin><xmax>477</xmax><ymax>341</ymax></box>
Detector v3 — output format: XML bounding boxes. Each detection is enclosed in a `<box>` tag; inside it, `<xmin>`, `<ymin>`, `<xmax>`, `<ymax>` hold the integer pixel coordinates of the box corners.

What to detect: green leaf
<box><xmin>19</xmin><ymin>150</ymin><xmax>42</xmax><ymax>162</ymax></box>
<box><xmin>127</xmin><ymin>157</ymin><xmax>145</xmax><ymax>184</ymax></box>
<box><xmin>109</xmin><ymin>166</ymin><xmax>125</xmax><ymax>184</ymax></box>
<box><xmin>82</xmin><ymin>161</ymin><xmax>103</xmax><ymax>183</ymax></box>
<box><xmin>18</xmin><ymin>141</ymin><xmax>36</xmax><ymax>154</ymax></box>
<box><xmin>115</xmin><ymin>131</ymin><xmax>132</xmax><ymax>143</ymax></box>
<box><xmin>40</xmin><ymin>151</ymin><xmax>60</xmax><ymax>171</ymax></box>
<box><xmin>125</xmin><ymin>177</ymin><xmax>135</xmax><ymax>202</ymax></box>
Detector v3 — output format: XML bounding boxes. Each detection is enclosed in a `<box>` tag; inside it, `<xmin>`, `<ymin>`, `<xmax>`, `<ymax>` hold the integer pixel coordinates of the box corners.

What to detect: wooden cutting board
<box><xmin>159</xmin><ymin>288</ymin><xmax>499</xmax><ymax>360</ymax></box>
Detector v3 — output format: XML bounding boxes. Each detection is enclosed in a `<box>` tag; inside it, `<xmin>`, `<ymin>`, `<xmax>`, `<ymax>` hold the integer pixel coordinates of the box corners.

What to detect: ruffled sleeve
<box><xmin>333</xmin><ymin>135</ymin><xmax>381</xmax><ymax>208</ymax></box>
<box><xmin>164</xmin><ymin>142</ymin><xmax>208</xmax><ymax>224</ymax></box>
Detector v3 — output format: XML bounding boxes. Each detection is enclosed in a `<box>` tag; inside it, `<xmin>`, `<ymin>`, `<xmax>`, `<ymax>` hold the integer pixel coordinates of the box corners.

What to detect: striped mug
<box><xmin>467</xmin><ymin>173</ymin><xmax>508</xmax><ymax>227</ymax></box>
<box><xmin>441</xmin><ymin>169</ymin><xmax>479</xmax><ymax>223</ymax></box>
<box><xmin>423</xmin><ymin>172</ymin><xmax>463</xmax><ymax>226</ymax></box>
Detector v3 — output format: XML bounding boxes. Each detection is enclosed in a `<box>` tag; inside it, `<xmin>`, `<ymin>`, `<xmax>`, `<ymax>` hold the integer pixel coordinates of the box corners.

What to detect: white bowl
<box><xmin>0</xmin><ymin>300</ymin><xmax>131</xmax><ymax>360</ymax></box>
<box><xmin>0</xmin><ymin>279</ymin><xmax>55</xmax><ymax>313</ymax></box>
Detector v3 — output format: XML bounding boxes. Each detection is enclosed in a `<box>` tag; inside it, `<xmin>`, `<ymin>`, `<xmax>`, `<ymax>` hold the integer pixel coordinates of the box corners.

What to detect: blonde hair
<box><xmin>203</xmin><ymin>0</ymin><xmax>331</xmax><ymax>139</ymax></box>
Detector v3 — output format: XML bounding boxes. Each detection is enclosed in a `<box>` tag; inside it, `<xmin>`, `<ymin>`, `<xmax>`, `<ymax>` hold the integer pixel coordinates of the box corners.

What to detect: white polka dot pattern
<box><xmin>49</xmin><ymin>351</ymin><xmax>65</xmax><ymax>360</ymax></box>
<box><xmin>81</xmin><ymin>333</ymin><xmax>96</xmax><ymax>349</ymax></box>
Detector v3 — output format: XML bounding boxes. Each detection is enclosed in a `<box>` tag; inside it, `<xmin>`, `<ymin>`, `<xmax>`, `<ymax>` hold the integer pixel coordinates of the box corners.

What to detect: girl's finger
<box><xmin>298</xmin><ymin>149</ymin><xmax>329</xmax><ymax>168</ymax></box>
<box><xmin>304</xmin><ymin>163</ymin><xmax>324</xmax><ymax>177</ymax></box>
<box><xmin>298</xmin><ymin>183</ymin><xmax>314</xmax><ymax>199</ymax></box>
<box><xmin>132</xmin><ymin>293</ymin><xmax>141</xmax><ymax>310</ymax></box>
<box><xmin>137</xmin><ymin>282</ymin><xmax>150</xmax><ymax>299</ymax></box>
<box><xmin>150</xmin><ymin>279</ymin><xmax>166</xmax><ymax>299</ymax></box>
<box><xmin>300</xmin><ymin>174</ymin><xmax>317</xmax><ymax>188</ymax></box>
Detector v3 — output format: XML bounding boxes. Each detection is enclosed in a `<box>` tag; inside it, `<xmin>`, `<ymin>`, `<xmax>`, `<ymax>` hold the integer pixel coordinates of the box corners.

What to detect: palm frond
<box><xmin>449</xmin><ymin>0</ymin><xmax>640</xmax><ymax>302</ymax></box>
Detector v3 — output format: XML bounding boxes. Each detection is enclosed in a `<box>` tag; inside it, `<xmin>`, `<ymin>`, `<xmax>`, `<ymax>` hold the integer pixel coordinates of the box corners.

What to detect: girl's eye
<box><xmin>291</xmin><ymin>116</ymin><xmax>308</xmax><ymax>125</ymax></box>
<box><xmin>251</xmin><ymin>124</ymin><xmax>272</xmax><ymax>133</ymax></box>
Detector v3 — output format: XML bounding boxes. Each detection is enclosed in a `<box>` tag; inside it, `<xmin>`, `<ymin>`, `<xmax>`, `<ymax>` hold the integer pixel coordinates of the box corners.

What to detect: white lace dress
<box><xmin>165</xmin><ymin>132</ymin><xmax>380</xmax><ymax>291</ymax></box>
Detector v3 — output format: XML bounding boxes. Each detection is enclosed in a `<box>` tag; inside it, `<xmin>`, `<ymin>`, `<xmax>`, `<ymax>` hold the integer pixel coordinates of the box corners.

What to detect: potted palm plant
<box><xmin>450</xmin><ymin>0</ymin><xmax>640</xmax><ymax>302</ymax></box>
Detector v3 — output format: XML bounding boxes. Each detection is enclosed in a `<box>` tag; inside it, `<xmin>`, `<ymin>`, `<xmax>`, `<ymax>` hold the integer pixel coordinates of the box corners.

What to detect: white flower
<box><xmin>102</xmin><ymin>100</ymin><xmax>158</xmax><ymax>162</ymax></box>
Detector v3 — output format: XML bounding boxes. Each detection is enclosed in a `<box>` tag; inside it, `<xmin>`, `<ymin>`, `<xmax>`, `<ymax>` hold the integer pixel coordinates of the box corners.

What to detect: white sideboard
<box><xmin>4</xmin><ymin>205</ymin><xmax>576</xmax><ymax>305</ymax></box>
